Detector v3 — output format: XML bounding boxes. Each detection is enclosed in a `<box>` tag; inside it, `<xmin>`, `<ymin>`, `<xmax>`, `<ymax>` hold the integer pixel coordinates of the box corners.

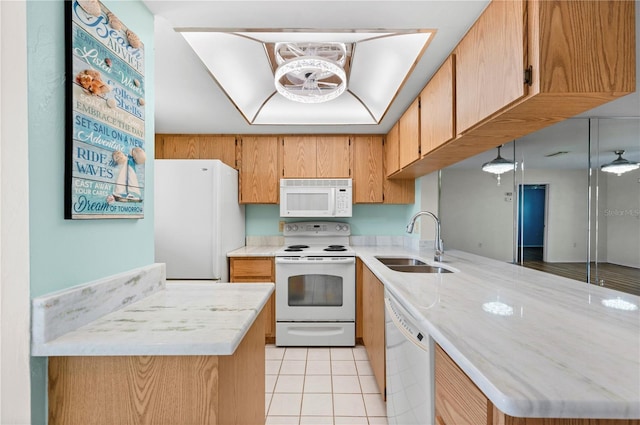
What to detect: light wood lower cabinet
<box><xmin>49</xmin><ymin>309</ymin><xmax>266</xmax><ymax>425</ymax></box>
<box><xmin>362</xmin><ymin>264</ymin><xmax>386</xmax><ymax>397</ymax></box>
<box><xmin>435</xmin><ymin>344</ymin><xmax>639</xmax><ymax>425</ymax></box>
<box><xmin>230</xmin><ymin>257</ymin><xmax>276</xmax><ymax>343</ymax></box>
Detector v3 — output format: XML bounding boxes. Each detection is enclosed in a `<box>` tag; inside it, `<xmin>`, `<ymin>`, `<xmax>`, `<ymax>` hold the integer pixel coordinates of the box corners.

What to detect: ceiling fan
<box><xmin>273</xmin><ymin>42</ymin><xmax>348</xmax><ymax>103</ymax></box>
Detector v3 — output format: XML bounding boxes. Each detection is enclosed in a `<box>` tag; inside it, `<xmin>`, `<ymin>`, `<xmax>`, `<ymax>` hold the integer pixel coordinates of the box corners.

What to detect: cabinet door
<box><xmin>199</xmin><ymin>135</ymin><xmax>237</xmax><ymax>168</ymax></box>
<box><xmin>455</xmin><ymin>0</ymin><xmax>526</xmax><ymax>134</ymax></box>
<box><xmin>239</xmin><ymin>136</ymin><xmax>279</xmax><ymax>204</ymax></box>
<box><xmin>421</xmin><ymin>56</ymin><xmax>455</xmax><ymax>156</ymax></box>
<box><xmin>362</xmin><ymin>265</ymin><xmax>385</xmax><ymax>396</ymax></box>
<box><xmin>159</xmin><ymin>134</ymin><xmax>200</xmax><ymax>159</ymax></box>
<box><xmin>282</xmin><ymin>136</ymin><xmax>317</xmax><ymax>178</ymax></box>
<box><xmin>229</xmin><ymin>257</ymin><xmax>276</xmax><ymax>340</ymax></box>
<box><xmin>316</xmin><ymin>136</ymin><xmax>350</xmax><ymax>178</ymax></box>
<box><xmin>399</xmin><ymin>97</ymin><xmax>420</xmax><ymax>168</ymax></box>
<box><xmin>435</xmin><ymin>344</ymin><xmax>490</xmax><ymax>425</ymax></box>
<box><xmin>353</xmin><ymin>136</ymin><xmax>383</xmax><ymax>203</ymax></box>
<box><xmin>384</xmin><ymin>122</ymin><xmax>400</xmax><ymax>177</ymax></box>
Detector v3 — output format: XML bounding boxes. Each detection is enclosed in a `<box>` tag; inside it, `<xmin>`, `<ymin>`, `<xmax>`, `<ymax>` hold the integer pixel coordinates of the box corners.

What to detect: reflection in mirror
<box><xmin>592</xmin><ymin>118</ymin><xmax>640</xmax><ymax>296</ymax></box>
<box><xmin>440</xmin><ymin>118</ymin><xmax>640</xmax><ymax>296</ymax></box>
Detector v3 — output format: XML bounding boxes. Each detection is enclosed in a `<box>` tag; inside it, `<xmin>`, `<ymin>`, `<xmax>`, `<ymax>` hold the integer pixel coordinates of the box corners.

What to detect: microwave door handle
<box><xmin>329</xmin><ymin>188</ymin><xmax>336</xmax><ymax>215</ymax></box>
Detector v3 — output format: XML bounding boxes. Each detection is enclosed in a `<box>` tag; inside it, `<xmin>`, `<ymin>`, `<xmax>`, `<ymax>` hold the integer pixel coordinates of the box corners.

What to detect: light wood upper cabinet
<box><xmin>420</xmin><ymin>56</ymin><xmax>455</xmax><ymax>156</ymax></box>
<box><xmin>238</xmin><ymin>136</ymin><xmax>279</xmax><ymax>204</ymax></box>
<box><xmin>399</xmin><ymin>97</ymin><xmax>421</xmax><ymax>168</ymax></box>
<box><xmin>282</xmin><ymin>135</ymin><xmax>350</xmax><ymax>178</ymax></box>
<box><xmin>353</xmin><ymin>135</ymin><xmax>384</xmax><ymax>204</ymax></box>
<box><xmin>393</xmin><ymin>0</ymin><xmax>635</xmax><ymax>179</ymax></box>
<box><xmin>316</xmin><ymin>136</ymin><xmax>350</xmax><ymax>178</ymax></box>
<box><xmin>282</xmin><ymin>136</ymin><xmax>317</xmax><ymax>178</ymax></box>
<box><xmin>455</xmin><ymin>0</ymin><xmax>526</xmax><ymax>135</ymax></box>
<box><xmin>362</xmin><ymin>265</ymin><xmax>386</xmax><ymax>397</ymax></box>
<box><xmin>155</xmin><ymin>134</ymin><xmax>237</xmax><ymax>169</ymax></box>
<box><xmin>384</xmin><ymin>123</ymin><xmax>400</xmax><ymax>177</ymax></box>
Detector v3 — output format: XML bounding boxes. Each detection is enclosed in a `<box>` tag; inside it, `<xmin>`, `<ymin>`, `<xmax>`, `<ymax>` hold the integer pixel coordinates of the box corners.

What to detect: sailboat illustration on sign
<box><xmin>112</xmin><ymin>149</ymin><xmax>144</xmax><ymax>203</ymax></box>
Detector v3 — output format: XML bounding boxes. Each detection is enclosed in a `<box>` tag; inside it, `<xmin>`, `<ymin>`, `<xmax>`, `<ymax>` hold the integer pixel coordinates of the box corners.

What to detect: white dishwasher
<box><xmin>385</xmin><ymin>289</ymin><xmax>434</xmax><ymax>425</ymax></box>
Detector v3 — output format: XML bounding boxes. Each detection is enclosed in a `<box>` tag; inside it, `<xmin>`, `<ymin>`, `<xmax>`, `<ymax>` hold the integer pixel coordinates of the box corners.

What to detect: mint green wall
<box><xmin>27</xmin><ymin>1</ymin><xmax>155</xmax><ymax>423</ymax></box>
<box><xmin>246</xmin><ymin>178</ymin><xmax>421</xmax><ymax>236</ymax></box>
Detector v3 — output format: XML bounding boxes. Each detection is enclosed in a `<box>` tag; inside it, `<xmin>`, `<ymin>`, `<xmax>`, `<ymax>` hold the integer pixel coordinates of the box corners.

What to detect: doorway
<box><xmin>518</xmin><ymin>184</ymin><xmax>548</xmax><ymax>262</ymax></box>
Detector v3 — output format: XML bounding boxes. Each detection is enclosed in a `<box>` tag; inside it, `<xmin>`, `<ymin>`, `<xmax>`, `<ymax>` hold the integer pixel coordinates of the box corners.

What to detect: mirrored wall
<box><xmin>440</xmin><ymin>118</ymin><xmax>640</xmax><ymax>296</ymax></box>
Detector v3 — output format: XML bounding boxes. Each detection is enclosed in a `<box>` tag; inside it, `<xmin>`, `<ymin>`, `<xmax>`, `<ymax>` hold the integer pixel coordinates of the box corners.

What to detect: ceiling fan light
<box><xmin>481</xmin><ymin>146</ymin><xmax>517</xmax><ymax>175</ymax></box>
<box><xmin>601</xmin><ymin>150</ymin><xmax>639</xmax><ymax>176</ymax></box>
<box><xmin>275</xmin><ymin>56</ymin><xmax>346</xmax><ymax>104</ymax></box>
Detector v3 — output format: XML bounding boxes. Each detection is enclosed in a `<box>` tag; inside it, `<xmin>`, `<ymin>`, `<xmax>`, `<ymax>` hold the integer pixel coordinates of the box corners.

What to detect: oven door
<box><xmin>275</xmin><ymin>256</ymin><xmax>355</xmax><ymax>322</ymax></box>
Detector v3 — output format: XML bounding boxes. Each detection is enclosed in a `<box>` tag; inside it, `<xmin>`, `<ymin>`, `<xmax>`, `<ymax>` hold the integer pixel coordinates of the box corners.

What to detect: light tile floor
<box><xmin>266</xmin><ymin>345</ymin><xmax>388</xmax><ymax>425</ymax></box>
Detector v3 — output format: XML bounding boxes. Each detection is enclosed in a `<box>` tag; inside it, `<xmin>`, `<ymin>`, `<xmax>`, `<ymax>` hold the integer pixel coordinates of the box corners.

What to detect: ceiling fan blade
<box><xmin>317</xmin><ymin>82</ymin><xmax>338</xmax><ymax>87</ymax></box>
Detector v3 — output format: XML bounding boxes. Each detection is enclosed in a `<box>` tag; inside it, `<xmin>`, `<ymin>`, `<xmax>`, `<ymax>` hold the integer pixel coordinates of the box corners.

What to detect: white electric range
<box><xmin>274</xmin><ymin>221</ymin><xmax>356</xmax><ymax>346</ymax></box>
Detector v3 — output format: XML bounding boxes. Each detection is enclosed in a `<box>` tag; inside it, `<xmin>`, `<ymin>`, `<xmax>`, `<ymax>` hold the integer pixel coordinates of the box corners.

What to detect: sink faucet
<box><xmin>406</xmin><ymin>211</ymin><xmax>444</xmax><ymax>262</ymax></box>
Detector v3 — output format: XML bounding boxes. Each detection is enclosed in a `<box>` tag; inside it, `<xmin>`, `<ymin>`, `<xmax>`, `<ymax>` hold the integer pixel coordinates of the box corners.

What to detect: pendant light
<box><xmin>600</xmin><ymin>150</ymin><xmax>639</xmax><ymax>176</ymax></box>
<box><xmin>482</xmin><ymin>145</ymin><xmax>517</xmax><ymax>186</ymax></box>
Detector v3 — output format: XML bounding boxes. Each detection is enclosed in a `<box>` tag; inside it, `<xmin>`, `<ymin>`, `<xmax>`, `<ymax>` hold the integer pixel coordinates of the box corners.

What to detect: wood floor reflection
<box><xmin>519</xmin><ymin>248</ymin><xmax>640</xmax><ymax>297</ymax></box>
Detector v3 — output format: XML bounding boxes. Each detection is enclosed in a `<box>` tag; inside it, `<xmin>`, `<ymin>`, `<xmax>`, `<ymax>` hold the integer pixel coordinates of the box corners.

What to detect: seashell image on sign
<box><xmin>65</xmin><ymin>0</ymin><xmax>145</xmax><ymax>219</ymax></box>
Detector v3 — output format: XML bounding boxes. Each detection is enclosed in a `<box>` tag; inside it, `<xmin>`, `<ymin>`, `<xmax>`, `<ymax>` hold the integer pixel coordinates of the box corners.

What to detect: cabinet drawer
<box><xmin>230</xmin><ymin>258</ymin><xmax>274</xmax><ymax>280</ymax></box>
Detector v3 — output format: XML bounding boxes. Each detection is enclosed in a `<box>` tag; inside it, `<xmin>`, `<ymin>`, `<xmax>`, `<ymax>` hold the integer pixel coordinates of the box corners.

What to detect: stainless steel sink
<box><xmin>375</xmin><ymin>256</ymin><xmax>453</xmax><ymax>273</ymax></box>
<box><xmin>375</xmin><ymin>257</ymin><xmax>427</xmax><ymax>266</ymax></box>
<box><xmin>386</xmin><ymin>265</ymin><xmax>453</xmax><ymax>273</ymax></box>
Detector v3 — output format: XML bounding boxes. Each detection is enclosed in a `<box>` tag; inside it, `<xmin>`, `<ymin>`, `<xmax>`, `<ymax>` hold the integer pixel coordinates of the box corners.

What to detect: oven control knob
<box><xmin>335</xmin><ymin>224</ymin><xmax>342</xmax><ymax>231</ymax></box>
<box><xmin>285</xmin><ymin>225</ymin><xmax>291</xmax><ymax>232</ymax></box>
<box><xmin>291</xmin><ymin>224</ymin><xmax>298</xmax><ymax>231</ymax></box>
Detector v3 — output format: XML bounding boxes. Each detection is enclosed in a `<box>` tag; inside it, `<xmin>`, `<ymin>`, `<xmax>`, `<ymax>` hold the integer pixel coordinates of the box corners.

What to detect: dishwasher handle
<box><xmin>385</xmin><ymin>297</ymin><xmax>430</xmax><ymax>352</ymax></box>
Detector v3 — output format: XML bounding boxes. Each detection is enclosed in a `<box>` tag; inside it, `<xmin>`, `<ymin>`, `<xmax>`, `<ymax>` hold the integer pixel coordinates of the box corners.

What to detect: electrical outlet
<box><xmin>279</xmin><ymin>221</ymin><xmax>285</xmax><ymax>232</ymax></box>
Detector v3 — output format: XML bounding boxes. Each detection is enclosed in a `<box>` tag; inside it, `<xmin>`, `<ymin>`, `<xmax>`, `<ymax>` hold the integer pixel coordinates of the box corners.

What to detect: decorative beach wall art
<box><xmin>65</xmin><ymin>0</ymin><xmax>146</xmax><ymax>219</ymax></box>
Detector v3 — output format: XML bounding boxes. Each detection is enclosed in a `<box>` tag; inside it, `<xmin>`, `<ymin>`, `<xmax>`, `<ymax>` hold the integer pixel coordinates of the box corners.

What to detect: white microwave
<box><xmin>280</xmin><ymin>179</ymin><xmax>352</xmax><ymax>217</ymax></box>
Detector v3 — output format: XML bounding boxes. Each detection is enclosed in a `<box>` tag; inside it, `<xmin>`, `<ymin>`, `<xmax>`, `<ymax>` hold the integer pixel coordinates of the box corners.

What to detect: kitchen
<box><xmin>3</xmin><ymin>0</ymin><xmax>639</xmax><ymax>424</ymax></box>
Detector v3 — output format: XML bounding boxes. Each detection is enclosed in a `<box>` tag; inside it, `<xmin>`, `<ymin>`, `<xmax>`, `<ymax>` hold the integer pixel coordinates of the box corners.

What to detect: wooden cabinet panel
<box><xmin>48</xmin><ymin>310</ymin><xmax>265</xmax><ymax>425</ymax></box>
<box><xmin>353</xmin><ymin>135</ymin><xmax>383</xmax><ymax>203</ymax></box>
<box><xmin>399</xmin><ymin>97</ymin><xmax>420</xmax><ymax>168</ymax></box>
<box><xmin>435</xmin><ymin>344</ymin><xmax>490</xmax><ymax>425</ymax></box>
<box><xmin>362</xmin><ymin>265</ymin><xmax>385</xmax><ymax>397</ymax></box>
<box><xmin>383</xmin><ymin>151</ymin><xmax>414</xmax><ymax>204</ymax></box>
<box><xmin>316</xmin><ymin>135</ymin><xmax>350</xmax><ymax>178</ymax></box>
<box><xmin>155</xmin><ymin>134</ymin><xmax>237</xmax><ymax>169</ymax></box>
<box><xmin>537</xmin><ymin>1</ymin><xmax>635</xmax><ymax>95</ymax></box>
<box><xmin>455</xmin><ymin>0</ymin><xmax>526</xmax><ymax>134</ymax></box>
<box><xmin>420</xmin><ymin>56</ymin><xmax>455</xmax><ymax>155</ymax></box>
<box><xmin>160</xmin><ymin>134</ymin><xmax>200</xmax><ymax>159</ymax></box>
<box><xmin>282</xmin><ymin>136</ymin><xmax>317</xmax><ymax>178</ymax></box>
<box><xmin>239</xmin><ymin>136</ymin><xmax>279</xmax><ymax>204</ymax></box>
<box><xmin>198</xmin><ymin>135</ymin><xmax>236</xmax><ymax>167</ymax></box>
<box><xmin>229</xmin><ymin>257</ymin><xmax>275</xmax><ymax>341</ymax></box>
<box><xmin>385</xmin><ymin>122</ymin><xmax>400</xmax><ymax>177</ymax></box>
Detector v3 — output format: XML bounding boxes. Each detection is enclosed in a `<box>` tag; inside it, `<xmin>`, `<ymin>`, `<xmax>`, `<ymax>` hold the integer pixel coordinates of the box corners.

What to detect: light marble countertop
<box><xmin>34</xmin><ymin>282</ymin><xmax>274</xmax><ymax>356</ymax></box>
<box><xmin>355</xmin><ymin>246</ymin><xmax>640</xmax><ymax>419</ymax></box>
<box><xmin>227</xmin><ymin>245</ymin><xmax>279</xmax><ymax>257</ymax></box>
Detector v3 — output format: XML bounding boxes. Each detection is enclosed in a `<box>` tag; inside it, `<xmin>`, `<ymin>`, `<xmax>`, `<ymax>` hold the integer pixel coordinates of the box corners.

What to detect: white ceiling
<box><xmin>146</xmin><ymin>0</ymin><xmax>639</xmax><ymax>150</ymax></box>
<box><xmin>146</xmin><ymin>0</ymin><xmax>490</xmax><ymax>134</ymax></box>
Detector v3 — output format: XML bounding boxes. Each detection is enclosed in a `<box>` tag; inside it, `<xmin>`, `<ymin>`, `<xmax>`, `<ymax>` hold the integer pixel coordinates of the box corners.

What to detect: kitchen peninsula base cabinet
<box><xmin>362</xmin><ymin>265</ymin><xmax>386</xmax><ymax>397</ymax></box>
<box><xmin>230</xmin><ymin>257</ymin><xmax>276</xmax><ymax>343</ymax></box>
<box><xmin>435</xmin><ymin>344</ymin><xmax>640</xmax><ymax>425</ymax></box>
<box><xmin>48</xmin><ymin>310</ymin><xmax>266</xmax><ymax>425</ymax></box>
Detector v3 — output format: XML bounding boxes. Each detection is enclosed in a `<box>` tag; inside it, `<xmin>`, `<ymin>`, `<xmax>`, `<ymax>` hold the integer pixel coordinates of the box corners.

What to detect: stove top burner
<box><xmin>284</xmin><ymin>248</ymin><xmax>303</xmax><ymax>252</ymax></box>
<box><xmin>324</xmin><ymin>246</ymin><xmax>347</xmax><ymax>252</ymax></box>
<box><xmin>288</xmin><ymin>245</ymin><xmax>310</xmax><ymax>249</ymax></box>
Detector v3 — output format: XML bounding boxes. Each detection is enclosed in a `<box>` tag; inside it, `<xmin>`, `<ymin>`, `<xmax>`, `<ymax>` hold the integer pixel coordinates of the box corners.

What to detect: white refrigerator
<box><xmin>154</xmin><ymin>159</ymin><xmax>245</xmax><ymax>281</ymax></box>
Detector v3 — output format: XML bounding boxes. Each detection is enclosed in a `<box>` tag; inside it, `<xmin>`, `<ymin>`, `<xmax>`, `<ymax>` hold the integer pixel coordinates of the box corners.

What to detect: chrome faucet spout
<box><xmin>406</xmin><ymin>211</ymin><xmax>444</xmax><ymax>262</ymax></box>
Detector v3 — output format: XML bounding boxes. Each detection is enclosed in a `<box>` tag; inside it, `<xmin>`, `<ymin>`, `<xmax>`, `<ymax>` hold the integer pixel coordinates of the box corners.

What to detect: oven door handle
<box><xmin>275</xmin><ymin>257</ymin><xmax>356</xmax><ymax>264</ymax></box>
